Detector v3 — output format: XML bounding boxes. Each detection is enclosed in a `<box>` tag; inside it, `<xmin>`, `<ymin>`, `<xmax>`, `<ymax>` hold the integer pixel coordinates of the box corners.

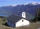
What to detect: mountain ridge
<box><xmin>0</xmin><ymin>3</ymin><xmax>40</xmax><ymax>17</ymax></box>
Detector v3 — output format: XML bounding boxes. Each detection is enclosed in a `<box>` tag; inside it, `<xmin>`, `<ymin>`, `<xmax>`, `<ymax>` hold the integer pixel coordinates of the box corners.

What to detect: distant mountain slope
<box><xmin>0</xmin><ymin>4</ymin><xmax>40</xmax><ymax>17</ymax></box>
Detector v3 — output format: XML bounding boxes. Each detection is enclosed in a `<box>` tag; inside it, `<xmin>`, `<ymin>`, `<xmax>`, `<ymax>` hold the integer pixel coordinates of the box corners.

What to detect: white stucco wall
<box><xmin>16</xmin><ymin>19</ymin><xmax>30</xmax><ymax>27</ymax></box>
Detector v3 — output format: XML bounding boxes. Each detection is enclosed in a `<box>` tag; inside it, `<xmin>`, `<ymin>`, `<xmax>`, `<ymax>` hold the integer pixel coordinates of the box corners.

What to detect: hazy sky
<box><xmin>0</xmin><ymin>0</ymin><xmax>40</xmax><ymax>6</ymax></box>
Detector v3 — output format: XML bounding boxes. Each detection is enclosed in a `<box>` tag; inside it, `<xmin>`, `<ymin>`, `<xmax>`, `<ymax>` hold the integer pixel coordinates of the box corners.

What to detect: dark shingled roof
<box><xmin>7</xmin><ymin>14</ymin><xmax>23</xmax><ymax>23</ymax></box>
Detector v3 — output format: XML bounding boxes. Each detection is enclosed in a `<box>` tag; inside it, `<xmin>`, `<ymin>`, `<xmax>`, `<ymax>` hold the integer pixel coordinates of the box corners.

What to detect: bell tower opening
<box><xmin>22</xmin><ymin>11</ymin><xmax>26</xmax><ymax>18</ymax></box>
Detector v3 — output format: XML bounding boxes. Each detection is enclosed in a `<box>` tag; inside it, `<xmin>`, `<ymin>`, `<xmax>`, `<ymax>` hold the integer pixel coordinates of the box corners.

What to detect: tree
<box><xmin>34</xmin><ymin>7</ymin><xmax>40</xmax><ymax>22</ymax></box>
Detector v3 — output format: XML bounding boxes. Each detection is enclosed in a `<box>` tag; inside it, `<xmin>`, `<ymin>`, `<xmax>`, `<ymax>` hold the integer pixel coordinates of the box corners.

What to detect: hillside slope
<box><xmin>0</xmin><ymin>22</ymin><xmax>40</xmax><ymax>29</ymax></box>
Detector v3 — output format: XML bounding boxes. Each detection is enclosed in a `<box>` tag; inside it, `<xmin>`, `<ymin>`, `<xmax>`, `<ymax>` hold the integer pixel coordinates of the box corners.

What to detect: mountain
<box><xmin>0</xmin><ymin>3</ymin><xmax>40</xmax><ymax>18</ymax></box>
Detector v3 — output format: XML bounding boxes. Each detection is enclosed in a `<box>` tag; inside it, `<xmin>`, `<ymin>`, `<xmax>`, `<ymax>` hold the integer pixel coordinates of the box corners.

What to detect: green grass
<box><xmin>0</xmin><ymin>18</ymin><xmax>7</xmax><ymax>25</ymax></box>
